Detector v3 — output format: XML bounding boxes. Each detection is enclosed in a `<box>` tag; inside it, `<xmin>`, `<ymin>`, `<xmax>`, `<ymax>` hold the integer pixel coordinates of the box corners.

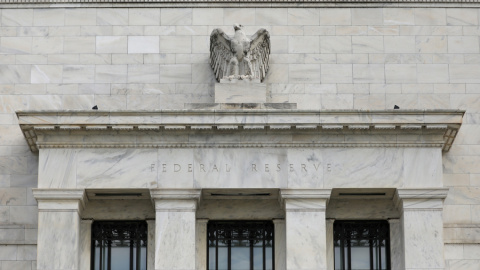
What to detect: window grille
<box><xmin>334</xmin><ymin>220</ymin><xmax>390</xmax><ymax>270</ymax></box>
<box><xmin>207</xmin><ymin>220</ymin><xmax>274</xmax><ymax>270</ymax></box>
<box><xmin>91</xmin><ymin>221</ymin><xmax>148</xmax><ymax>270</ymax></box>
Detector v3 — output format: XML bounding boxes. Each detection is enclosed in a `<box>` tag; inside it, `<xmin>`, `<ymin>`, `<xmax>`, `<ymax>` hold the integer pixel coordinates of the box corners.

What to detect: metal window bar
<box><xmin>91</xmin><ymin>221</ymin><xmax>148</xmax><ymax>270</ymax></box>
<box><xmin>207</xmin><ymin>220</ymin><xmax>275</xmax><ymax>270</ymax></box>
<box><xmin>334</xmin><ymin>220</ymin><xmax>391</xmax><ymax>270</ymax></box>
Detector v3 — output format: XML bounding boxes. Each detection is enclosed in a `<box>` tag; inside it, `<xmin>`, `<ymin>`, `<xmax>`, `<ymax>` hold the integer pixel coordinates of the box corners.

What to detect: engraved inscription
<box><xmin>159</xmin><ymin>163</ymin><xmax>324</xmax><ymax>173</ymax></box>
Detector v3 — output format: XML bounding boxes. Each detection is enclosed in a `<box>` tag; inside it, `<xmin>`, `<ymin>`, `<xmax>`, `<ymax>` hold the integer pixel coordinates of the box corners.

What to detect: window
<box><xmin>91</xmin><ymin>221</ymin><xmax>147</xmax><ymax>270</ymax></box>
<box><xmin>207</xmin><ymin>220</ymin><xmax>274</xmax><ymax>270</ymax></box>
<box><xmin>334</xmin><ymin>220</ymin><xmax>390</xmax><ymax>270</ymax></box>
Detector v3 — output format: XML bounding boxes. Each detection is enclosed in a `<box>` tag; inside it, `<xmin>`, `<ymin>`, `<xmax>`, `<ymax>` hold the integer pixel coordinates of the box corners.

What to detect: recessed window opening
<box><xmin>334</xmin><ymin>220</ymin><xmax>390</xmax><ymax>270</ymax></box>
<box><xmin>91</xmin><ymin>221</ymin><xmax>147</xmax><ymax>270</ymax></box>
<box><xmin>207</xmin><ymin>220</ymin><xmax>274</xmax><ymax>270</ymax></box>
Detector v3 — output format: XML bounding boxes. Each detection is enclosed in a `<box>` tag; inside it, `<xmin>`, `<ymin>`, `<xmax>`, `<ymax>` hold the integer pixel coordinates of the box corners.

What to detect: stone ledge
<box><xmin>2</xmin><ymin>0</ymin><xmax>480</xmax><ymax>7</ymax></box>
<box><xmin>17</xmin><ymin>109</ymin><xmax>464</xmax><ymax>152</ymax></box>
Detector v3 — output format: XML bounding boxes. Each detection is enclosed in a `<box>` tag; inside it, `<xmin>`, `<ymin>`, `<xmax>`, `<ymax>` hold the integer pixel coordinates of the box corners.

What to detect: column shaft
<box><xmin>281</xmin><ymin>189</ymin><xmax>331</xmax><ymax>270</ymax></box>
<box><xmin>395</xmin><ymin>189</ymin><xmax>448</xmax><ymax>270</ymax></box>
<box><xmin>33</xmin><ymin>189</ymin><xmax>86</xmax><ymax>270</ymax></box>
<box><xmin>151</xmin><ymin>189</ymin><xmax>201</xmax><ymax>270</ymax></box>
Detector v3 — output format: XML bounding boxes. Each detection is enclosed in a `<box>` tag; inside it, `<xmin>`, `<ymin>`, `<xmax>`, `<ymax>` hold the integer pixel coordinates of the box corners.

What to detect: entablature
<box><xmin>17</xmin><ymin>109</ymin><xmax>464</xmax><ymax>152</ymax></box>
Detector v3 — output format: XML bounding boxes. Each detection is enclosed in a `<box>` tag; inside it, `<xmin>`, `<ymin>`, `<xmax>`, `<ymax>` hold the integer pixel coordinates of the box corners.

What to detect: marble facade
<box><xmin>0</xmin><ymin>3</ymin><xmax>479</xmax><ymax>270</ymax></box>
<box><xmin>19</xmin><ymin>109</ymin><xmax>460</xmax><ymax>270</ymax></box>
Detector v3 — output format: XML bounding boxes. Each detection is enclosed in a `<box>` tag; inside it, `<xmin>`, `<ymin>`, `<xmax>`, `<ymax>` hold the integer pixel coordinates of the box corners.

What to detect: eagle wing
<box><xmin>210</xmin><ymin>28</ymin><xmax>233</xmax><ymax>82</ymax></box>
<box><xmin>249</xmin><ymin>28</ymin><xmax>270</xmax><ymax>82</ymax></box>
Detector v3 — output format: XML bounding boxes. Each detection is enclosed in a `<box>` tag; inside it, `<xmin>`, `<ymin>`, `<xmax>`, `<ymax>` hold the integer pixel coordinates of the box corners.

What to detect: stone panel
<box><xmin>76</xmin><ymin>149</ymin><xmax>158</xmax><ymax>188</ymax></box>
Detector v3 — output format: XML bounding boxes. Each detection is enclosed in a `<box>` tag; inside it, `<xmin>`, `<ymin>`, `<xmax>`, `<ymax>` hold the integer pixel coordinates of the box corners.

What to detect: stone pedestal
<box><xmin>215</xmin><ymin>79</ymin><xmax>266</xmax><ymax>103</ymax></box>
<box><xmin>33</xmin><ymin>189</ymin><xmax>86</xmax><ymax>270</ymax></box>
<box><xmin>280</xmin><ymin>189</ymin><xmax>331</xmax><ymax>270</ymax></box>
<box><xmin>150</xmin><ymin>189</ymin><xmax>201</xmax><ymax>270</ymax></box>
<box><xmin>395</xmin><ymin>189</ymin><xmax>448</xmax><ymax>270</ymax></box>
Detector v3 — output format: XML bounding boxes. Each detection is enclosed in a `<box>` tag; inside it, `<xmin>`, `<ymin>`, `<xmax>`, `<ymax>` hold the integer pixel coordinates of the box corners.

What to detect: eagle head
<box><xmin>233</xmin><ymin>24</ymin><xmax>244</xmax><ymax>31</ymax></box>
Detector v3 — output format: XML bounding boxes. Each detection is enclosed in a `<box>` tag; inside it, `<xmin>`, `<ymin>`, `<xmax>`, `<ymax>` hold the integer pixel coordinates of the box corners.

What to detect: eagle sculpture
<box><xmin>210</xmin><ymin>24</ymin><xmax>270</xmax><ymax>82</ymax></box>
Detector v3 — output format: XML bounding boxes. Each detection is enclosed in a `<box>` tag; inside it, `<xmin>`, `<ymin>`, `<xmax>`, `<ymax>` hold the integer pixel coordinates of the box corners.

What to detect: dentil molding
<box><xmin>17</xmin><ymin>109</ymin><xmax>464</xmax><ymax>152</ymax></box>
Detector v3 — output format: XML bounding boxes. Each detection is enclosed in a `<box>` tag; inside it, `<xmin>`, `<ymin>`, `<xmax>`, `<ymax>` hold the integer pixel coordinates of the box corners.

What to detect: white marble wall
<box><xmin>1</xmin><ymin>6</ymin><xmax>480</xmax><ymax>270</ymax></box>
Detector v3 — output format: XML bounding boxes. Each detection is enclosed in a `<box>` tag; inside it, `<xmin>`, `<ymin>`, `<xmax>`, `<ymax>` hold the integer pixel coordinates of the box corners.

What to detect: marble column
<box><xmin>273</xmin><ymin>219</ymin><xmax>286</xmax><ymax>270</ymax></box>
<box><xmin>395</xmin><ymin>188</ymin><xmax>448</xmax><ymax>270</ymax></box>
<box><xmin>150</xmin><ymin>189</ymin><xmax>201</xmax><ymax>270</ymax></box>
<box><xmin>280</xmin><ymin>189</ymin><xmax>331</xmax><ymax>270</ymax></box>
<box><xmin>33</xmin><ymin>189</ymin><xmax>87</xmax><ymax>270</ymax></box>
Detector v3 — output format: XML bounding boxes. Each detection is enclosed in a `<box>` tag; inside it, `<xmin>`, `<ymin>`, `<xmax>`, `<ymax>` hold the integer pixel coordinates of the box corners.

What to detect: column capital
<box><xmin>279</xmin><ymin>189</ymin><xmax>331</xmax><ymax>212</ymax></box>
<box><xmin>394</xmin><ymin>188</ymin><xmax>449</xmax><ymax>212</ymax></box>
<box><xmin>196</xmin><ymin>218</ymin><xmax>209</xmax><ymax>224</ymax></box>
<box><xmin>150</xmin><ymin>189</ymin><xmax>201</xmax><ymax>212</ymax></box>
<box><xmin>33</xmin><ymin>188</ymin><xmax>87</xmax><ymax>214</ymax></box>
<box><xmin>272</xmin><ymin>218</ymin><xmax>285</xmax><ymax>225</ymax></box>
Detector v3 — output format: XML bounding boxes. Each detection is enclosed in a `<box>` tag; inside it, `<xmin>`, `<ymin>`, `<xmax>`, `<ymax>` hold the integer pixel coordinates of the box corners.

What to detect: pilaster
<box><xmin>79</xmin><ymin>219</ymin><xmax>92</xmax><ymax>270</ymax></box>
<box><xmin>147</xmin><ymin>220</ymin><xmax>156</xmax><ymax>270</ymax></box>
<box><xmin>326</xmin><ymin>219</ymin><xmax>335</xmax><ymax>270</ymax></box>
<box><xmin>273</xmin><ymin>219</ymin><xmax>286</xmax><ymax>270</ymax></box>
<box><xmin>388</xmin><ymin>218</ymin><xmax>404</xmax><ymax>270</ymax></box>
<box><xmin>33</xmin><ymin>189</ymin><xmax>87</xmax><ymax>270</ymax></box>
<box><xmin>280</xmin><ymin>189</ymin><xmax>331</xmax><ymax>270</ymax></box>
<box><xmin>150</xmin><ymin>189</ymin><xmax>201</xmax><ymax>270</ymax></box>
<box><xmin>196</xmin><ymin>218</ymin><xmax>209</xmax><ymax>270</ymax></box>
<box><xmin>394</xmin><ymin>188</ymin><xmax>449</xmax><ymax>270</ymax></box>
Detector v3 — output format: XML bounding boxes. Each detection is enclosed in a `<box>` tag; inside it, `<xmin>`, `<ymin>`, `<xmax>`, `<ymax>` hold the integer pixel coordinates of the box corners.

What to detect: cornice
<box><xmin>2</xmin><ymin>0</ymin><xmax>480</xmax><ymax>8</ymax></box>
<box><xmin>16</xmin><ymin>109</ymin><xmax>464</xmax><ymax>152</ymax></box>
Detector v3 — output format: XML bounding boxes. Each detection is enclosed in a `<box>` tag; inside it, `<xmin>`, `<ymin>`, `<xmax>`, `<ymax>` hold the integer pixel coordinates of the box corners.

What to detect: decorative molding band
<box><xmin>34</xmin><ymin>142</ymin><xmax>446</xmax><ymax>150</ymax></box>
<box><xmin>395</xmin><ymin>188</ymin><xmax>449</xmax><ymax>199</ymax></box>
<box><xmin>17</xmin><ymin>109</ymin><xmax>464</xmax><ymax>152</ymax></box>
<box><xmin>2</xmin><ymin>0</ymin><xmax>480</xmax><ymax>8</ymax></box>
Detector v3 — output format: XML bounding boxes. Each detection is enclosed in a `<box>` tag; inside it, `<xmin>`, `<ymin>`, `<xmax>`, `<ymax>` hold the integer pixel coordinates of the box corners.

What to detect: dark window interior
<box><xmin>207</xmin><ymin>220</ymin><xmax>274</xmax><ymax>270</ymax></box>
<box><xmin>91</xmin><ymin>221</ymin><xmax>147</xmax><ymax>270</ymax></box>
<box><xmin>334</xmin><ymin>220</ymin><xmax>391</xmax><ymax>270</ymax></box>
